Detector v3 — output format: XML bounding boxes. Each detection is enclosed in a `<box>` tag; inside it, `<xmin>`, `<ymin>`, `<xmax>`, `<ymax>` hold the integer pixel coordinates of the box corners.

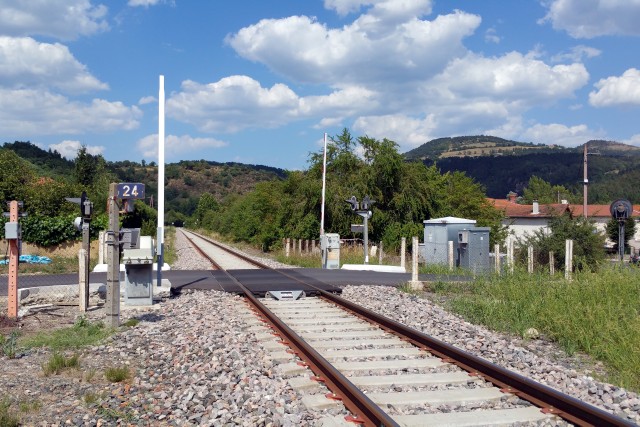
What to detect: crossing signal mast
<box><xmin>346</xmin><ymin>195</ymin><xmax>375</xmax><ymax>264</ymax></box>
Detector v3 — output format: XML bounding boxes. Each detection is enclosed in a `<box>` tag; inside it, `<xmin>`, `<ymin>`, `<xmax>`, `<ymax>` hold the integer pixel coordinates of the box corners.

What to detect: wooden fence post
<box><xmin>527</xmin><ymin>245</ymin><xmax>534</xmax><ymax>274</ymax></box>
<box><xmin>400</xmin><ymin>237</ymin><xmax>406</xmax><ymax>270</ymax></box>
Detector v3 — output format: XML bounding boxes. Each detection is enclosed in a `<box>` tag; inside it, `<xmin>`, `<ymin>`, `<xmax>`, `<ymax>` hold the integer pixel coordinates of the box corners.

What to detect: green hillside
<box><xmin>403</xmin><ymin>135</ymin><xmax>564</xmax><ymax>161</ymax></box>
<box><xmin>1</xmin><ymin>141</ymin><xmax>287</xmax><ymax>221</ymax></box>
<box><xmin>407</xmin><ymin>138</ymin><xmax>640</xmax><ymax>202</ymax></box>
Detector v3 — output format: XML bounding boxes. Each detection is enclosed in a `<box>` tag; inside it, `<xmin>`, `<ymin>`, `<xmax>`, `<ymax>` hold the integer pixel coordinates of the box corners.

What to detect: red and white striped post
<box><xmin>7</xmin><ymin>201</ymin><xmax>19</xmax><ymax>319</ymax></box>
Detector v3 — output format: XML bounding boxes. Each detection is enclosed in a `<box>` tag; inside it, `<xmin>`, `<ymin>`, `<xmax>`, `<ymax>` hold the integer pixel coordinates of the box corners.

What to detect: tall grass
<box><xmin>163</xmin><ymin>226</ymin><xmax>177</xmax><ymax>266</ymax></box>
<box><xmin>432</xmin><ymin>266</ymin><xmax>640</xmax><ymax>391</ymax></box>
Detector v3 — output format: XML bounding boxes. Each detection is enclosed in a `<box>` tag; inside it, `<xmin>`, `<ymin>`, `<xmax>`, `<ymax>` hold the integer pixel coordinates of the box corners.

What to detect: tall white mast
<box><xmin>157</xmin><ymin>75</ymin><xmax>165</xmax><ymax>281</ymax></box>
<box><xmin>320</xmin><ymin>132</ymin><xmax>328</xmax><ymax>236</ymax></box>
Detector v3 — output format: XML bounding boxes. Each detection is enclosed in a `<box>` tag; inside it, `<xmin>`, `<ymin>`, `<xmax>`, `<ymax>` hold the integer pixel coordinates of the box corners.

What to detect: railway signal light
<box><xmin>345</xmin><ymin>196</ymin><xmax>359</xmax><ymax>211</ymax></box>
<box><xmin>361</xmin><ymin>195</ymin><xmax>375</xmax><ymax>210</ymax></box>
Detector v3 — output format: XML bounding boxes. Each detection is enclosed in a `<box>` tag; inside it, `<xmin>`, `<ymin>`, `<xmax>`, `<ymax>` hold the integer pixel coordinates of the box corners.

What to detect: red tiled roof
<box><xmin>487</xmin><ymin>198</ymin><xmax>640</xmax><ymax>219</ymax></box>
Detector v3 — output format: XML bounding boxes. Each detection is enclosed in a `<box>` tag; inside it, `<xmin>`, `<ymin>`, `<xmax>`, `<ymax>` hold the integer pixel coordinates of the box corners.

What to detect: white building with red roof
<box><xmin>488</xmin><ymin>192</ymin><xmax>640</xmax><ymax>251</ymax></box>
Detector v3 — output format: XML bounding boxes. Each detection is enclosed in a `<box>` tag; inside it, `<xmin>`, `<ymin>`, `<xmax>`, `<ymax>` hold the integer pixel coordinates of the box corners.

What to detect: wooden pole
<box><xmin>400</xmin><ymin>237</ymin><xmax>406</xmax><ymax>270</ymax></box>
<box><xmin>7</xmin><ymin>201</ymin><xmax>19</xmax><ymax>319</ymax></box>
<box><xmin>106</xmin><ymin>183</ymin><xmax>120</xmax><ymax>327</ymax></box>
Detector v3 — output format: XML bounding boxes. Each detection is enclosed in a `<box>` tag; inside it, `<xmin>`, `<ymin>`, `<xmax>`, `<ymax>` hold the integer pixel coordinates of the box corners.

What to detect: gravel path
<box><xmin>1</xmin><ymin>231</ymin><xmax>638</xmax><ymax>425</ymax></box>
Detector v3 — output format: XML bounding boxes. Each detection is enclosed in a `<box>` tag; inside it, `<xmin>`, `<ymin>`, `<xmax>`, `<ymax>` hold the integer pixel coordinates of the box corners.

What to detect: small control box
<box><xmin>4</xmin><ymin>222</ymin><xmax>21</xmax><ymax>240</ymax></box>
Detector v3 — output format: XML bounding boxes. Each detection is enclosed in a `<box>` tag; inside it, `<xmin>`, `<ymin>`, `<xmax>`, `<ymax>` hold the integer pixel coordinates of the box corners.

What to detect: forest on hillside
<box><xmin>190</xmin><ymin>129</ymin><xmax>506</xmax><ymax>250</ymax></box>
<box><xmin>3</xmin><ymin>132</ymin><xmax>636</xmax><ymax>249</ymax></box>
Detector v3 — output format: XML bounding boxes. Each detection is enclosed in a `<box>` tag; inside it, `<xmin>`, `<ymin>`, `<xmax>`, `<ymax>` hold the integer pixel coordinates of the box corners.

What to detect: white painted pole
<box><xmin>157</xmin><ymin>75</ymin><xmax>165</xmax><ymax>287</ymax></box>
<box><xmin>320</xmin><ymin>133</ymin><xmax>327</xmax><ymax>236</ymax></box>
<box><xmin>565</xmin><ymin>239</ymin><xmax>573</xmax><ymax>281</ymax></box>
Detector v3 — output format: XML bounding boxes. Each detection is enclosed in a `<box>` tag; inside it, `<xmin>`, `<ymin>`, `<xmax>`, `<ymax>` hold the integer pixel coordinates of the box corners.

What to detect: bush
<box><xmin>518</xmin><ymin>213</ymin><xmax>606</xmax><ymax>271</ymax></box>
<box><xmin>1</xmin><ymin>213</ymin><xmax>107</xmax><ymax>246</ymax></box>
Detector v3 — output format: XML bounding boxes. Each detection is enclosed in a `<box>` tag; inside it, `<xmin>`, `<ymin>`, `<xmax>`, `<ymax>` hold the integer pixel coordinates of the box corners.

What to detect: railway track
<box><xmin>180</xmin><ymin>229</ymin><xmax>635</xmax><ymax>426</ymax></box>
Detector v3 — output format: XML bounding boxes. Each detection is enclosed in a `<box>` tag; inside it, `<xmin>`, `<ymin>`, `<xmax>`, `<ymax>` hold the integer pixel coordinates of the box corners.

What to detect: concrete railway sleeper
<box><xmin>181</xmin><ymin>229</ymin><xmax>635</xmax><ymax>427</ymax></box>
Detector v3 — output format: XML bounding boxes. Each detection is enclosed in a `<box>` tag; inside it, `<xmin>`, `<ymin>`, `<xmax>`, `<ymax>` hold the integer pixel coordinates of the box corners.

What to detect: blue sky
<box><xmin>1</xmin><ymin>0</ymin><xmax>639</xmax><ymax>171</ymax></box>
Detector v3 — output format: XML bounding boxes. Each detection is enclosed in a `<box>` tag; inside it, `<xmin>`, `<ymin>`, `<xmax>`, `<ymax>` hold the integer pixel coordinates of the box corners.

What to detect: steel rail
<box><xmin>183</xmin><ymin>230</ymin><xmax>635</xmax><ymax>426</ymax></box>
<box><xmin>182</xmin><ymin>230</ymin><xmax>270</xmax><ymax>269</ymax></box>
<box><xmin>182</xmin><ymin>230</ymin><xmax>397</xmax><ymax>425</ymax></box>
<box><xmin>181</xmin><ymin>230</ymin><xmax>224</xmax><ymax>270</ymax></box>
<box><xmin>313</xmin><ymin>288</ymin><xmax>636</xmax><ymax>427</ymax></box>
<box><xmin>241</xmin><ymin>284</ymin><xmax>398</xmax><ymax>427</ymax></box>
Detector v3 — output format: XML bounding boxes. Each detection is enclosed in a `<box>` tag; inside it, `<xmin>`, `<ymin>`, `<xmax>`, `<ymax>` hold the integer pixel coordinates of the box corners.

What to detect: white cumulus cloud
<box><xmin>167</xmin><ymin>76</ymin><xmax>300</xmax><ymax>133</ymax></box>
<box><xmin>49</xmin><ymin>140</ymin><xmax>105</xmax><ymax>159</ymax></box>
<box><xmin>625</xmin><ymin>134</ymin><xmax>640</xmax><ymax>146</ymax></box>
<box><xmin>540</xmin><ymin>0</ymin><xmax>640</xmax><ymax>38</ymax></box>
<box><xmin>138</xmin><ymin>134</ymin><xmax>228</xmax><ymax>158</ymax></box>
<box><xmin>0</xmin><ymin>0</ymin><xmax>109</xmax><ymax>41</ymax></box>
<box><xmin>0</xmin><ymin>88</ymin><xmax>141</xmax><ymax>135</ymax></box>
<box><xmin>551</xmin><ymin>45</ymin><xmax>601</xmax><ymax>63</ymax></box>
<box><xmin>520</xmin><ymin>123</ymin><xmax>605</xmax><ymax>147</ymax></box>
<box><xmin>353</xmin><ymin>114</ymin><xmax>438</xmax><ymax>149</ymax></box>
<box><xmin>0</xmin><ymin>36</ymin><xmax>108</xmax><ymax>94</ymax></box>
<box><xmin>138</xmin><ymin>96</ymin><xmax>156</xmax><ymax>105</ymax></box>
<box><xmin>431</xmin><ymin>51</ymin><xmax>589</xmax><ymax>104</ymax></box>
<box><xmin>589</xmin><ymin>68</ymin><xmax>640</xmax><ymax>107</ymax></box>
<box><xmin>324</xmin><ymin>0</ymin><xmax>433</xmax><ymax>17</ymax></box>
<box><xmin>226</xmin><ymin>10</ymin><xmax>480</xmax><ymax>85</ymax></box>
<box><xmin>128</xmin><ymin>0</ymin><xmax>162</xmax><ymax>6</ymax></box>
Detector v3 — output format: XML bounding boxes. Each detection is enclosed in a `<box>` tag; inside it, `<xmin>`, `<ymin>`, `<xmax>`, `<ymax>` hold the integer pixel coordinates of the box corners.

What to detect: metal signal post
<box><xmin>346</xmin><ymin>195</ymin><xmax>375</xmax><ymax>264</ymax></box>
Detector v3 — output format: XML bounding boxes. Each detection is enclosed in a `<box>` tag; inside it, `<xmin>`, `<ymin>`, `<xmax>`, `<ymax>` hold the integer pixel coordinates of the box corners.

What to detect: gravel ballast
<box><xmin>2</xmin><ymin>231</ymin><xmax>638</xmax><ymax>425</ymax></box>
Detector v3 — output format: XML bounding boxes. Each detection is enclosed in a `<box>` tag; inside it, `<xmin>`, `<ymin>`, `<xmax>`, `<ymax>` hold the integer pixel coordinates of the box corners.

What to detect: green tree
<box><xmin>24</xmin><ymin>177</ymin><xmax>78</xmax><ymax>216</ymax></box>
<box><xmin>519</xmin><ymin>213</ymin><xmax>606</xmax><ymax>271</ymax></box>
<box><xmin>606</xmin><ymin>217</ymin><xmax>637</xmax><ymax>254</ymax></box>
<box><xmin>522</xmin><ymin>176</ymin><xmax>575</xmax><ymax>204</ymax></box>
<box><xmin>208</xmin><ymin>129</ymin><xmax>505</xmax><ymax>252</ymax></box>
<box><xmin>74</xmin><ymin>146</ymin><xmax>98</xmax><ymax>186</ymax></box>
<box><xmin>193</xmin><ymin>192</ymin><xmax>220</xmax><ymax>229</ymax></box>
<box><xmin>0</xmin><ymin>149</ymin><xmax>35</xmax><ymax>202</ymax></box>
<box><xmin>122</xmin><ymin>200</ymin><xmax>158</xmax><ymax>236</ymax></box>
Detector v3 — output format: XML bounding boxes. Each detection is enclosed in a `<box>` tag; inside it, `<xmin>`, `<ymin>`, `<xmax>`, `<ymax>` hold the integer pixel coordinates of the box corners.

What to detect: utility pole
<box><xmin>106</xmin><ymin>183</ymin><xmax>120</xmax><ymax>327</ymax></box>
<box><xmin>583</xmin><ymin>143</ymin><xmax>588</xmax><ymax>218</ymax></box>
<box><xmin>6</xmin><ymin>201</ymin><xmax>20</xmax><ymax>319</ymax></box>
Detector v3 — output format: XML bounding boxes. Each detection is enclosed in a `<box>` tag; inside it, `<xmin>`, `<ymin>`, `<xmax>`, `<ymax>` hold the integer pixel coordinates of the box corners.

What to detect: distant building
<box><xmin>488</xmin><ymin>193</ymin><xmax>640</xmax><ymax>252</ymax></box>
